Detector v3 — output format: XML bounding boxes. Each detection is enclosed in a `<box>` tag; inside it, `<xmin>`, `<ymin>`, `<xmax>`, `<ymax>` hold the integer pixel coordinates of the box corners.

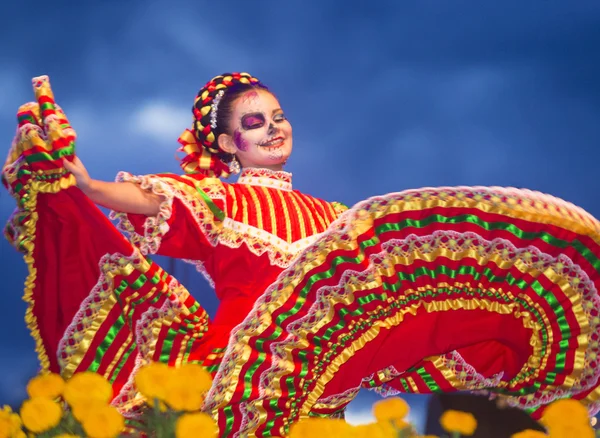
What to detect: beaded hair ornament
<box><xmin>177</xmin><ymin>72</ymin><xmax>263</xmax><ymax>178</ymax></box>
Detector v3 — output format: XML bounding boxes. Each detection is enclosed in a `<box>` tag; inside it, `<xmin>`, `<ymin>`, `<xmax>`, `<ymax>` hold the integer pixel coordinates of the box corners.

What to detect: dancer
<box><xmin>4</xmin><ymin>73</ymin><xmax>600</xmax><ymax>437</ymax></box>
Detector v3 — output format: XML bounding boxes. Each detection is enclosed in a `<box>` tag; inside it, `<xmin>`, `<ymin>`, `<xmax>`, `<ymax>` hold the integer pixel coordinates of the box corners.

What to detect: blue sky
<box><xmin>1</xmin><ymin>0</ymin><xmax>600</xmax><ymax>430</ymax></box>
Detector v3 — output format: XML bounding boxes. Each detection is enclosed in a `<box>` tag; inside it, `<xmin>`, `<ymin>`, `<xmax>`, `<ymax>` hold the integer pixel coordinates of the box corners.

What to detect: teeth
<box><xmin>261</xmin><ymin>139</ymin><xmax>283</xmax><ymax>147</ymax></box>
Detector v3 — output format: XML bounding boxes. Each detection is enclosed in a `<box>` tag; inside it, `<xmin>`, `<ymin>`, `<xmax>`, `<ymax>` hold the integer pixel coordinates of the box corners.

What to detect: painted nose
<box><xmin>267</xmin><ymin>123</ymin><xmax>279</xmax><ymax>135</ymax></box>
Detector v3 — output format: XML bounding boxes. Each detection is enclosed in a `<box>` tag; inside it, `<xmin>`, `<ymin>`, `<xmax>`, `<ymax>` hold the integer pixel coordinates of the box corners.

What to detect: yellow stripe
<box><xmin>286</xmin><ymin>192</ymin><xmax>307</xmax><ymax>239</ymax></box>
<box><xmin>246</xmin><ymin>186</ymin><xmax>264</xmax><ymax>229</ymax></box>
<box><xmin>227</xmin><ymin>184</ymin><xmax>238</xmax><ymax>219</ymax></box>
<box><xmin>260</xmin><ymin>187</ymin><xmax>278</xmax><ymax>237</ymax></box>
<box><xmin>291</xmin><ymin>193</ymin><xmax>316</xmax><ymax>237</ymax></box>
<box><xmin>241</xmin><ymin>189</ymin><xmax>249</xmax><ymax>225</ymax></box>
<box><xmin>275</xmin><ymin>190</ymin><xmax>293</xmax><ymax>243</ymax></box>
<box><xmin>304</xmin><ymin>196</ymin><xmax>328</xmax><ymax>230</ymax></box>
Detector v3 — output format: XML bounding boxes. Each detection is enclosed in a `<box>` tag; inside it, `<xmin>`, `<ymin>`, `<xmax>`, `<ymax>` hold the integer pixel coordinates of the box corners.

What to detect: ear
<box><xmin>218</xmin><ymin>133</ymin><xmax>237</xmax><ymax>154</ymax></box>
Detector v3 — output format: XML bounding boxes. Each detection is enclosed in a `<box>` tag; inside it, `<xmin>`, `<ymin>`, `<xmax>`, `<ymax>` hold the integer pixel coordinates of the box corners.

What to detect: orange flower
<box><xmin>353</xmin><ymin>421</ymin><xmax>397</xmax><ymax>438</ymax></box>
<box><xmin>511</xmin><ymin>430</ymin><xmax>548</xmax><ymax>438</ymax></box>
<box><xmin>175</xmin><ymin>412</ymin><xmax>218</xmax><ymax>438</ymax></box>
<box><xmin>80</xmin><ymin>404</ymin><xmax>124</xmax><ymax>438</ymax></box>
<box><xmin>19</xmin><ymin>398</ymin><xmax>62</xmax><ymax>433</ymax></box>
<box><xmin>0</xmin><ymin>405</ymin><xmax>23</xmax><ymax>438</ymax></box>
<box><xmin>289</xmin><ymin>417</ymin><xmax>355</xmax><ymax>437</ymax></box>
<box><xmin>372</xmin><ymin>397</ymin><xmax>410</xmax><ymax>429</ymax></box>
<box><xmin>26</xmin><ymin>373</ymin><xmax>65</xmax><ymax>400</ymax></box>
<box><xmin>134</xmin><ymin>362</ymin><xmax>175</xmax><ymax>403</ymax></box>
<box><xmin>439</xmin><ymin>410</ymin><xmax>477</xmax><ymax>436</ymax></box>
<box><xmin>541</xmin><ymin>398</ymin><xmax>589</xmax><ymax>431</ymax></box>
<box><xmin>63</xmin><ymin>372</ymin><xmax>113</xmax><ymax>409</ymax></box>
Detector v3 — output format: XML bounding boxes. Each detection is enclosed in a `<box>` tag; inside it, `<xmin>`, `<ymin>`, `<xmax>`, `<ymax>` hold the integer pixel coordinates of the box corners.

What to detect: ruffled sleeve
<box><xmin>110</xmin><ymin>172</ymin><xmax>227</xmax><ymax>261</ymax></box>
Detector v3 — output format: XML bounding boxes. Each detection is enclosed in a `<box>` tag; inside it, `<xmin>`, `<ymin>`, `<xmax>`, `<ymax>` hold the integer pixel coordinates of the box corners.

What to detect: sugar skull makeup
<box><xmin>225</xmin><ymin>89</ymin><xmax>293</xmax><ymax>170</ymax></box>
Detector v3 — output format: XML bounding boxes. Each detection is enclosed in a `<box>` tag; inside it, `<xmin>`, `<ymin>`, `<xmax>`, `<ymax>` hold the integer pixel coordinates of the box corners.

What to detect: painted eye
<box><xmin>273</xmin><ymin>113</ymin><xmax>286</xmax><ymax>123</ymax></box>
<box><xmin>241</xmin><ymin>113</ymin><xmax>265</xmax><ymax>130</ymax></box>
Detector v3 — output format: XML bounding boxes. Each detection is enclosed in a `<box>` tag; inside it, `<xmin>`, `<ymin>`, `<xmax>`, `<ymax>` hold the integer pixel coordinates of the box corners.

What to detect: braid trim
<box><xmin>176</xmin><ymin>72</ymin><xmax>261</xmax><ymax>178</ymax></box>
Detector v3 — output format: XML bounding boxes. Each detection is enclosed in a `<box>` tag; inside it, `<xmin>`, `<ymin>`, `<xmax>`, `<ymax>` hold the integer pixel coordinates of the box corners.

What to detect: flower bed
<box><xmin>0</xmin><ymin>364</ymin><xmax>595</xmax><ymax>437</ymax></box>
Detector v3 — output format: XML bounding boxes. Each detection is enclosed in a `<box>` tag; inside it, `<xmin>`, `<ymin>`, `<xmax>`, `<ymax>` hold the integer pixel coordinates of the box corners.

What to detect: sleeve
<box><xmin>331</xmin><ymin>201</ymin><xmax>349</xmax><ymax>217</ymax></box>
<box><xmin>110</xmin><ymin>172</ymin><xmax>228</xmax><ymax>261</ymax></box>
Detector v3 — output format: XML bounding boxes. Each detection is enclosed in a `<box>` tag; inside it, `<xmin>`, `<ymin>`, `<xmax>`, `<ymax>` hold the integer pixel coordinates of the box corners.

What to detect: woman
<box><xmin>4</xmin><ymin>73</ymin><xmax>600</xmax><ymax>437</ymax></box>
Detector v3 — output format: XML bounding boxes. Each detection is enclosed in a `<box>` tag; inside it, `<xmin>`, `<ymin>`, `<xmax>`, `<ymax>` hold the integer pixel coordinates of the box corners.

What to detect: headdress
<box><xmin>177</xmin><ymin>72</ymin><xmax>262</xmax><ymax>177</ymax></box>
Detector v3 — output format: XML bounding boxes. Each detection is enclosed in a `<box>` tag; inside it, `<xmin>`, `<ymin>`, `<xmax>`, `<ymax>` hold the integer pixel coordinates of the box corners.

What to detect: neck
<box><xmin>244</xmin><ymin>164</ymin><xmax>284</xmax><ymax>172</ymax></box>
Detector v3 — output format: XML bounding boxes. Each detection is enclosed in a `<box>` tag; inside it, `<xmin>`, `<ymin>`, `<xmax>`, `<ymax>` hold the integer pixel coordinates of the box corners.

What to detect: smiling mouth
<box><xmin>259</xmin><ymin>137</ymin><xmax>284</xmax><ymax>148</ymax></box>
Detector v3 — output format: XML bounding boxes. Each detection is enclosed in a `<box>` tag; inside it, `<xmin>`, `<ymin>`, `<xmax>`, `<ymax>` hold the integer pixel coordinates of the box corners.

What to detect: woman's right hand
<box><xmin>63</xmin><ymin>156</ymin><xmax>94</xmax><ymax>193</ymax></box>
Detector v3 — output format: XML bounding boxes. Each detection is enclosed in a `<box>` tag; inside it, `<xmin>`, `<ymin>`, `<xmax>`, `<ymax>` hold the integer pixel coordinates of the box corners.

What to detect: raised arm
<box><xmin>63</xmin><ymin>156</ymin><xmax>162</xmax><ymax>215</ymax></box>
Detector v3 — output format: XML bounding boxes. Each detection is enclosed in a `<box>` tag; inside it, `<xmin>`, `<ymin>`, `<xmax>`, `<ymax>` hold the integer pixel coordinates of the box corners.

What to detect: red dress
<box><xmin>5</xmin><ymin>86</ymin><xmax>600</xmax><ymax>437</ymax></box>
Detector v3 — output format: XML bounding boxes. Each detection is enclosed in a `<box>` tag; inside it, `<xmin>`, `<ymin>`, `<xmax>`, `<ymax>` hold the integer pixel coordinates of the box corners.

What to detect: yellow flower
<box><xmin>548</xmin><ymin>424</ymin><xmax>594</xmax><ymax>438</ymax></box>
<box><xmin>134</xmin><ymin>362</ymin><xmax>175</xmax><ymax>402</ymax></box>
<box><xmin>26</xmin><ymin>373</ymin><xmax>65</xmax><ymax>399</ymax></box>
<box><xmin>63</xmin><ymin>372</ymin><xmax>113</xmax><ymax>408</ymax></box>
<box><xmin>352</xmin><ymin>421</ymin><xmax>397</xmax><ymax>438</ymax></box>
<box><xmin>80</xmin><ymin>404</ymin><xmax>124</xmax><ymax>438</ymax></box>
<box><xmin>70</xmin><ymin>399</ymin><xmax>106</xmax><ymax>423</ymax></box>
<box><xmin>55</xmin><ymin>435</ymin><xmax>81</xmax><ymax>438</ymax></box>
<box><xmin>163</xmin><ymin>380</ymin><xmax>205</xmax><ymax>412</ymax></box>
<box><xmin>289</xmin><ymin>417</ymin><xmax>355</xmax><ymax>437</ymax></box>
<box><xmin>0</xmin><ymin>405</ymin><xmax>23</xmax><ymax>438</ymax></box>
<box><xmin>372</xmin><ymin>397</ymin><xmax>410</xmax><ymax>428</ymax></box>
<box><xmin>174</xmin><ymin>363</ymin><xmax>213</xmax><ymax>394</ymax></box>
<box><xmin>19</xmin><ymin>398</ymin><xmax>62</xmax><ymax>433</ymax></box>
<box><xmin>511</xmin><ymin>430</ymin><xmax>548</xmax><ymax>438</ymax></box>
<box><xmin>439</xmin><ymin>410</ymin><xmax>477</xmax><ymax>436</ymax></box>
<box><xmin>175</xmin><ymin>412</ymin><xmax>218</xmax><ymax>438</ymax></box>
<box><xmin>541</xmin><ymin>398</ymin><xmax>589</xmax><ymax>430</ymax></box>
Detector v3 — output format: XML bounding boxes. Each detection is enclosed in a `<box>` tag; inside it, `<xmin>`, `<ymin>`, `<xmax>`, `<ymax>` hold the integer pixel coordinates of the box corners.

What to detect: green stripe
<box><xmin>25</xmin><ymin>143</ymin><xmax>75</xmax><ymax>163</ymax></box>
<box><xmin>194</xmin><ymin>184</ymin><xmax>225</xmax><ymax>222</ymax></box>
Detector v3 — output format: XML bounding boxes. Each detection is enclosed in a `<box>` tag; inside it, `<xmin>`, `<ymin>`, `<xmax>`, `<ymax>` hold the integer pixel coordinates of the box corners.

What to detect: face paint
<box><xmin>228</xmin><ymin>89</ymin><xmax>293</xmax><ymax>170</ymax></box>
<box><xmin>240</xmin><ymin>90</ymin><xmax>260</xmax><ymax>106</ymax></box>
<box><xmin>241</xmin><ymin>113</ymin><xmax>266</xmax><ymax>130</ymax></box>
<box><xmin>234</xmin><ymin>129</ymin><xmax>249</xmax><ymax>151</ymax></box>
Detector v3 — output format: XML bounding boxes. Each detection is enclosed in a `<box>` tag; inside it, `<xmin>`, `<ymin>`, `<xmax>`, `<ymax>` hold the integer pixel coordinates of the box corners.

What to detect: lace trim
<box><xmin>238</xmin><ymin>168</ymin><xmax>292</xmax><ymax>191</ymax></box>
<box><xmin>205</xmin><ymin>187</ymin><xmax>600</xmax><ymax>431</ymax></box>
<box><xmin>112</xmin><ymin>278</ymin><xmax>209</xmax><ymax>414</ymax></box>
<box><xmin>57</xmin><ymin>250</ymin><xmax>142</xmax><ymax>373</ymax></box>
<box><xmin>110</xmin><ymin>173</ymin><xmax>320</xmax><ymax>276</ymax></box>
<box><xmin>312</xmin><ymin>385</ymin><xmax>361</xmax><ymax>412</ymax></box>
<box><xmin>111</xmin><ymin>172</ymin><xmax>220</xmax><ymax>257</ymax></box>
<box><xmin>220</xmin><ymin>218</ymin><xmax>323</xmax><ymax>268</ymax></box>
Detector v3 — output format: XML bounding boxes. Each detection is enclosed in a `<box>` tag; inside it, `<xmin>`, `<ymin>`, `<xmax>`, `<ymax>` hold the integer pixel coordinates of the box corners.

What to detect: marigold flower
<box><xmin>353</xmin><ymin>421</ymin><xmax>397</xmax><ymax>438</ymax></box>
<box><xmin>175</xmin><ymin>363</ymin><xmax>213</xmax><ymax>394</ymax></box>
<box><xmin>19</xmin><ymin>398</ymin><xmax>62</xmax><ymax>433</ymax></box>
<box><xmin>134</xmin><ymin>362</ymin><xmax>175</xmax><ymax>402</ymax></box>
<box><xmin>80</xmin><ymin>404</ymin><xmax>124</xmax><ymax>438</ymax></box>
<box><xmin>543</xmin><ymin>423</ymin><xmax>594</xmax><ymax>438</ymax></box>
<box><xmin>289</xmin><ymin>417</ymin><xmax>356</xmax><ymax>437</ymax></box>
<box><xmin>163</xmin><ymin>380</ymin><xmax>205</xmax><ymax>412</ymax></box>
<box><xmin>54</xmin><ymin>435</ymin><xmax>81</xmax><ymax>438</ymax></box>
<box><xmin>175</xmin><ymin>412</ymin><xmax>218</xmax><ymax>438</ymax></box>
<box><xmin>0</xmin><ymin>405</ymin><xmax>23</xmax><ymax>438</ymax></box>
<box><xmin>439</xmin><ymin>410</ymin><xmax>477</xmax><ymax>436</ymax></box>
<box><xmin>26</xmin><ymin>373</ymin><xmax>65</xmax><ymax>400</ymax></box>
<box><xmin>510</xmin><ymin>429</ymin><xmax>548</xmax><ymax>438</ymax></box>
<box><xmin>541</xmin><ymin>398</ymin><xmax>589</xmax><ymax>430</ymax></box>
<box><xmin>70</xmin><ymin>399</ymin><xmax>106</xmax><ymax>423</ymax></box>
<box><xmin>372</xmin><ymin>397</ymin><xmax>410</xmax><ymax>428</ymax></box>
<box><xmin>63</xmin><ymin>372</ymin><xmax>113</xmax><ymax>408</ymax></box>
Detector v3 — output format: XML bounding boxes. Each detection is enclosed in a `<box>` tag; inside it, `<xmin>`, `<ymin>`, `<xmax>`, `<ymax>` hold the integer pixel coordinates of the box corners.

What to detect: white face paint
<box><xmin>228</xmin><ymin>89</ymin><xmax>293</xmax><ymax>171</ymax></box>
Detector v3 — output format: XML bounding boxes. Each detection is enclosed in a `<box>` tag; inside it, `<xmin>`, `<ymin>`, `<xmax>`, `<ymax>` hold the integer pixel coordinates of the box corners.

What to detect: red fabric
<box><xmin>32</xmin><ymin>187</ymin><xmax>132</xmax><ymax>372</ymax></box>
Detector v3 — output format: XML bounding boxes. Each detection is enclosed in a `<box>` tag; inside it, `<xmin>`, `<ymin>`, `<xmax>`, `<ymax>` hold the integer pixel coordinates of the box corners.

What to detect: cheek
<box><xmin>233</xmin><ymin>129</ymin><xmax>250</xmax><ymax>151</ymax></box>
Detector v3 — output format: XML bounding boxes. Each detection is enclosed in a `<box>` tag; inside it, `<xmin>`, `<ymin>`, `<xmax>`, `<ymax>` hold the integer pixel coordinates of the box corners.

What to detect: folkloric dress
<box><xmin>4</xmin><ymin>79</ymin><xmax>600</xmax><ymax>437</ymax></box>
